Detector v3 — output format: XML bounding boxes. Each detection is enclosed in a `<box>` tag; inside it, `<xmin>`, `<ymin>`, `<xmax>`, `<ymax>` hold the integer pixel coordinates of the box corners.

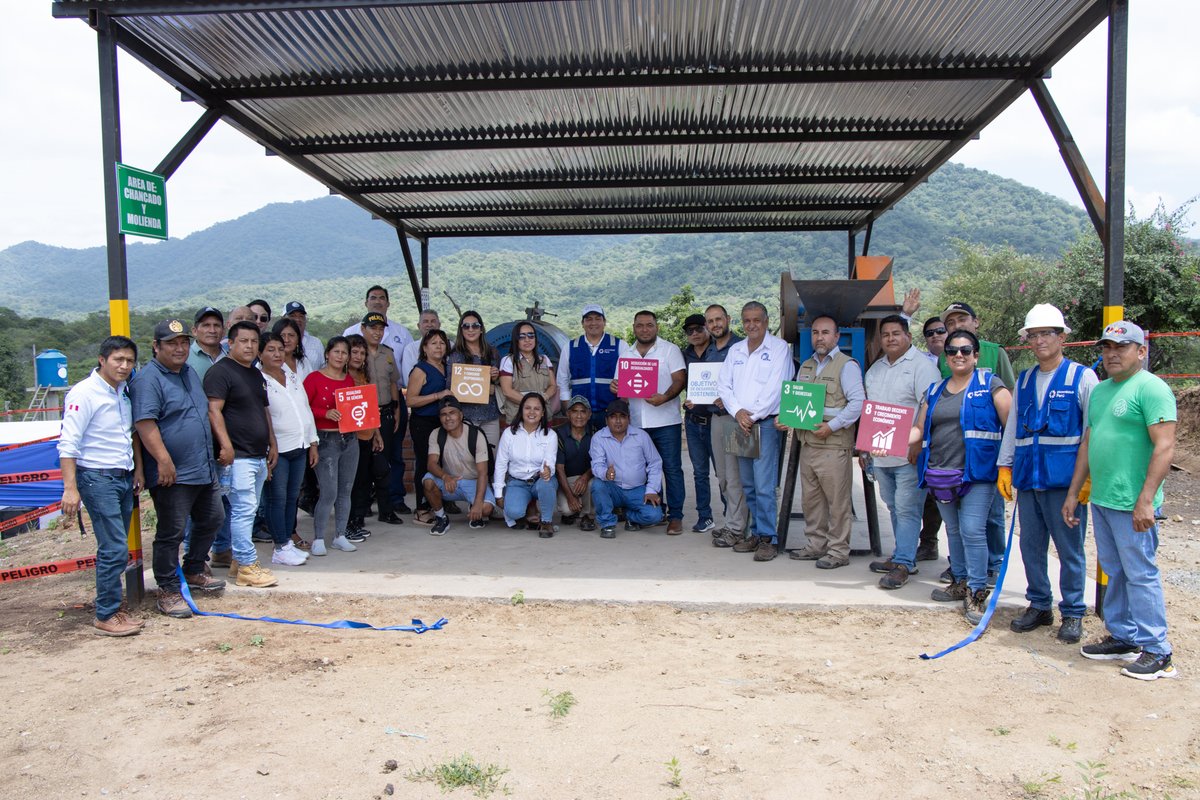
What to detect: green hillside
<box><xmin>0</xmin><ymin>162</ymin><xmax>1089</xmax><ymax>335</ymax></box>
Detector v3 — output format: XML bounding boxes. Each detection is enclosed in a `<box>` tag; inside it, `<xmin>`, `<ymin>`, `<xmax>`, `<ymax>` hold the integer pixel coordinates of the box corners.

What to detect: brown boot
<box><xmin>931</xmin><ymin>579</ymin><xmax>969</xmax><ymax>603</ymax></box>
<box><xmin>964</xmin><ymin>588</ymin><xmax>991</xmax><ymax>625</ymax></box>
<box><xmin>753</xmin><ymin>540</ymin><xmax>778</xmax><ymax>562</ymax></box>
<box><xmin>732</xmin><ymin>535</ymin><xmax>761</xmax><ymax>553</ymax></box>
<box><xmin>93</xmin><ymin>611</ymin><xmax>143</xmax><ymax>637</ymax></box>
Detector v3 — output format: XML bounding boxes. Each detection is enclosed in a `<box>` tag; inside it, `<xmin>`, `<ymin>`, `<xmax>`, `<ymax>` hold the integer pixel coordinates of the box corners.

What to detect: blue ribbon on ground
<box><xmin>176</xmin><ymin>566</ymin><xmax>447</xmax><ymax>633</ymax></box>
<box><xmin>919</xmin><ymin>508</ymin><xmax>1017</xmax><ymax>660</ymax></box>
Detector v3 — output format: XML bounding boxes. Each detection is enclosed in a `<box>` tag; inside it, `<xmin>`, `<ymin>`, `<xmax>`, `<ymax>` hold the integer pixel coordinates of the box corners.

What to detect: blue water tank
<box><xmin>35</xmin><ymin>350</ymin><xmax>69</xmax><ymax>387</ymax></box>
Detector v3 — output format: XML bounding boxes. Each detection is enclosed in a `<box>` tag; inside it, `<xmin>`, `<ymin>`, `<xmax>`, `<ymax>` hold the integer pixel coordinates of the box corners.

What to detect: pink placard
<box><xmin>616</xmin><ymin>357</ymin><xmax>659</xmax><ymax>399</ymax></box>
<box><xmin>854</xmin><ymin>400</ymin><xmax>915</xmax><ymax>458</ymax></box>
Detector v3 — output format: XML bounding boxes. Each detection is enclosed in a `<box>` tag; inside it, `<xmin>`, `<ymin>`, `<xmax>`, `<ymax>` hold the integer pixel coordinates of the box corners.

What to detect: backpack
<box><xmin>435</xmin><ymin>422</ymin><xmax>493</xmax><ymax>480</ymax></box>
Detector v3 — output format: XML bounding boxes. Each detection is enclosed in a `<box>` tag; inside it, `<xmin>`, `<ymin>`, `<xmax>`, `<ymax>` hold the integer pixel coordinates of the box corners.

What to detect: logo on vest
<box><xmin>1048</xmin><ymin>389</ymin><xmax>1074</xmax><ymax>400</ymax></box>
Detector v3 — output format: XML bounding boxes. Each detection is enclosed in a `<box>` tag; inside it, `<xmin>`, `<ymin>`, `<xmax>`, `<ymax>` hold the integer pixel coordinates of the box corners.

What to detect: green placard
<box><xmin>779</xmin><ymin>381</ymin><xmax>826</xmax><ymax>430</ymax></box>
<box><xmin>116</xmin><ymin>163</ymin><xmax>167</xmax><ymax>240</ymax></box>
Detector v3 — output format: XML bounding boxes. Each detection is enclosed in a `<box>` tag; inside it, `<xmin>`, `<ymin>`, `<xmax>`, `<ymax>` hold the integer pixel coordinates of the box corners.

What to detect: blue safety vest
<box><xmin>568</xmin><ymin>333</ymin><xmax>620</xmax><ymax>413</ymax></box>
<box><xmin>1012</xmin><ymin>359</ymin><xmax>1086</xmax><ymax>491</ymax></box>
<box><xmin>918</xmin><ymin>369</ymin><xmax>1003</xmax><ymax>486</ymax></box>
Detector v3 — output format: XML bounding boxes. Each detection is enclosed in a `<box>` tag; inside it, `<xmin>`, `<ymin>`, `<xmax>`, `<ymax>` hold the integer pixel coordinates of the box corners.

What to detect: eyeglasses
<box><xmin>923</xmin><ymin>327</ymin><xmax>947</xmax><ymax>337</ymax></box>
<box><xmin>944</xmin><ymin>345</ymin><xmax>976</xmax><ymax>357</ymax></box>
<box><xmin>685</xmin><ymin>327</ymin><xmax>705</xmax><ymax>335</ymax></box>
<box><xmin>1026</xmin><ymin>330</ymin><xmax>1061</xmax><ymax>341</ymax></box>
<box><xmin>256</xmin><ymin>315</ymin><xmax>270</xmax><ymax>323</ymax></box>
<box><xmin>461</xmin><ymin>322</ymin><xmax>482</xmax><ymax>330</ymax></box>
<box><xmin>517</xmin><ymin>331</ymin><xmax>536</xmax><ymax>339</ymax></box>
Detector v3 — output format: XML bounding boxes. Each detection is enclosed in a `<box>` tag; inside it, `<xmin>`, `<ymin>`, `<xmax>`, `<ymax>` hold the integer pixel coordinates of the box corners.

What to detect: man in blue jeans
<box><xmin>589</xmin><ymin>399</ymin><xmax>664</xmax><ymax>539</ymax></box>
<box><xmin>997</xmin><ymin>304</ymin><xmax>1097</xmax><ymax>644</ymax></box>
<box><xmin>1064</xmin><ymin>320</ymin><xmax>1178</xmax><ymax>681</ymax></box>
<box><xmin>718</xmin><ymin>302</ymin><xmax>793</xmax><ymax>562</ymax></box>
<box><xmin>59</xmin><ymin>336</ymin><xmax>145</xmax><ymax>636</ymax></box>
<box><xmin>615</xmin><ymin>311</ymin><xmax>686</xmax><ymax>533</ymax></box>
<box><xmin>863</xmin><ymin>315</ymin><xmax>941</xmax><ymax>589</ymax></box>
<box><xmin>204</xmin><ymin>320</ymin><xmax>279</xmax><ymax>589</ymax></box>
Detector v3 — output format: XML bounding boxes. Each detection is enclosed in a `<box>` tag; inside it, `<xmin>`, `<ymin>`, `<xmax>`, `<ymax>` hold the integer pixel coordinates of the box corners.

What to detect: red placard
<box><xmin>335</xmin><ymin>384</ymin><xmax>380</xmax><ymax>433</ymax></box>
<box><xmin>616</xmin><ymin>357</ymin><xmax>659</xmax><ymax>399</ymax></box>
<box><xmin>855</xmin><ymin>400</ymin><xmax>915</xmax><ymax>458</ymax></box>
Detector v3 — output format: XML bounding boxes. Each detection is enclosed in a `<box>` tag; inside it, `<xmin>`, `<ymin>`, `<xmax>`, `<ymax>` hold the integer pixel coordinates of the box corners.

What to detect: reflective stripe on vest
<box><xmin>1012</xmin><ymin>359</ymin><xmax>1086</xmax><ymax>491</ymax></box>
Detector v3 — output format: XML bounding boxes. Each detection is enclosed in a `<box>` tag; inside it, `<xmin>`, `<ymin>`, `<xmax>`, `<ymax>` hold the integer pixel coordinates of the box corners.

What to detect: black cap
<box><xmin>606</xmin><ymin>398</ymin><xmax>631</xmax><ymax>417</ymax></box>
<box><xmin>683</xmin><ymin>313</ymin><xmax>706</xmax><ymax>331</ymax></box>
<box><xmin>362</xmin><ymin>312</ymin><xmax>387</xmax><ymax>327</ymax></box>
<box><xmin>154</xmin><ymin>319</ymin><xmax>191</xmax><ymax>341</ymax></box>
<box><xmin>284</xmin><ymin>300</ymin><xmax>306</xmax><ymax>316</ymax></box>
<box><xmin>194</xmin><ymin>306</ymin><xmax>223</xmax><ymax>326</ymax></box>
<box><xmin>439</xmin><ymin>396</ymin><xmax>463</xmax><ymax>412</ymax></box>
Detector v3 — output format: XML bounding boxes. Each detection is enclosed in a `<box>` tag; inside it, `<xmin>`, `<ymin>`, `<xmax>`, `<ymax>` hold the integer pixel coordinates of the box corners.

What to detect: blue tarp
<box><xmin>0</xmin><ymin>440</ymin><xmax>63</xmax><ymax>507</ymax></box>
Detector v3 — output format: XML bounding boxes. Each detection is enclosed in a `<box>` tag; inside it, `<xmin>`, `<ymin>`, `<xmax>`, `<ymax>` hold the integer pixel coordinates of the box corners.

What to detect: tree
<box><xmin>620</xmin><ymin>285</ymin><xmax>699</xmax><ymax>349</ymax></box>
<box><xmin>932</xmin><ymin>241</ymin><xmax>1056</xmax><ymax>346</ymax></box>
<box><xmin>0</xmin><ymin>339</ymin><xmax>25</xmax><ymax>411</ymax></box>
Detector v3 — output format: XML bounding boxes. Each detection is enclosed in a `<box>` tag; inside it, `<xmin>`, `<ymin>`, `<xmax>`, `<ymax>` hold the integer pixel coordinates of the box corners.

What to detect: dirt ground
<box><xmin>2</xmin><ymin>393</ymin><xmax>1199</xmax><ymax>799</ymax></box>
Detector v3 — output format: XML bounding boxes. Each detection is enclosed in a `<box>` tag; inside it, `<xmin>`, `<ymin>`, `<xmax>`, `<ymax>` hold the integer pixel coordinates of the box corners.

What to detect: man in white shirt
<box><xmin>717</xmin><ymin>301</ymin><xmax>793</xmax><ymax>561</ymax></box>
<box><xmin>58</xmin><ymin>336</ymin><xmax>145</xmax><ymax>637</ymax></box>
<box><xmin>284</xmin><ymin>300</ymin><xmax>325</xmax><ymax>370</ymax></box>
<box><xmin>613</xmin><ymin>310</ymin><xmax>686</xmax><ymax>534</ymax></box>
<box><xmin>401</xmin><ymin>309</ymin><xmax>443</xmax><ymax>385</ymax></box>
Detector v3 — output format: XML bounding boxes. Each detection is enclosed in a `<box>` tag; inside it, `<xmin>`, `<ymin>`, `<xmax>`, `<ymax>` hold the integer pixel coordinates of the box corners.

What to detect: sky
<box><xmin>0</xmin><ymin>2</ymin><xmax>1196</xmax><ymax>253</ymax></box>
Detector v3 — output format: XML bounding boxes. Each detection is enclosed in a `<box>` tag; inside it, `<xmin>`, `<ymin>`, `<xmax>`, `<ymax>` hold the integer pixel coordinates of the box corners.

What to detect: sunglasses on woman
<box><xmin>943</xmin><ymin>345</ymin><xmax>976</xmax><ymax>356</ymax></box>
<box><xmin>517</xmin><ymin>331</ymin><xmax>536</xmax><ymax>339</ymax></box>
<box><xmin>461</xmin><ymin>322</ymin><xmax>482</xmax><ymax>330</ymax></box>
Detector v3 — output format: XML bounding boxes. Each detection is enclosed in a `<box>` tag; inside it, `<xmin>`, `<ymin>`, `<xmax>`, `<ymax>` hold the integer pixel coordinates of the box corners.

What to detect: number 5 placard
<box><xmin>451</xmin><ymin>362</ymin><xmax>489</xmax><ymax>404</ymax></box>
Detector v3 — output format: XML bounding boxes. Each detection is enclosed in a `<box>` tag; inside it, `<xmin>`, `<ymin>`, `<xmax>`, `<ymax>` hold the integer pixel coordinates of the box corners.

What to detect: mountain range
<box><xmin>0</xmin><ymin>162</ymin><xmax>1090</xmax><ymax>335</ymax></box>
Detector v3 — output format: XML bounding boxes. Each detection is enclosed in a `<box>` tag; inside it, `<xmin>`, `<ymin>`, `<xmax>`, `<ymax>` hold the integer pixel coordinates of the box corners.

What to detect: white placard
<box><xmin>687</xmin><ymin>362</ymin><xmax>720</xmax><ymax>405</ymax></box>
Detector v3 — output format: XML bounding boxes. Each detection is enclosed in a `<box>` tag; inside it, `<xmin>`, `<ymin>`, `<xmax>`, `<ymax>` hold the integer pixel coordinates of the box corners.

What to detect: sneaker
<box><xmin>931</xmin><ymin>579</ymin><xmax>969</xmax><ymax>603</ymax></box>
<box><xmin>184</xmin><ymin>572</ymin><xmax>227</xmax><ymax>592</ymax></box>
<box><xmin>538</xmin><ymin>522</ymin><xmax>554</xmax><ymax>539</ymax></box>
<box><xmin>331</xmin><ymin>535</ymin><xmax>358</xmax><ymax>551</ymax></box>
<box><xmin>964</xmin><ymin>588</ymin><xmax>990</xmax><ymax>624</ymax></box>
<box><xmin>468</xmin><ymin>518</ymin><xmax>489</xmax><ymax>529</ymax></box>
<box><xmin>915</xmin><ymin>543</ymin><xmax>939</xmax><ymax>562</ymax></box>
<box><xmin>156</xmin><ymin>591</ymin><xmax>193</xmax><ymax>619</ymax></box>
<box><xmin>939</xmin><ymin>566</ymin><xmax>953</xmax><ymax>584</ymax></box>
<box><xmin>235</xmin><ymin>562</ymin><xmax>279</xmax><ymax>588</ymax></box>
<box><xmin>579</xmin><ymin>515</ymin><xmax>596</xmax><ymax>532</ymax></box>
<box><xmin>280</xmin><ymin>541</ymin><xmax>308</xmax><ymax>562</ymax></box>
<box><xmin>788</xmin><ymin>547</ymin><xmax>823</xmax><ymax>561</ymax></box>
<box><xmin>209</xmin><ymin>550</ymin><xmax>233</xmax><ymax>569</ymax></box>
<box><xmin>272</xmin><ymin>546</ymin><xmax>307</xmax><ymax>566</ymax></box>
<box><xmin>1010</xmin><ymin>606</ymin><xmax>1054</xmax><ymax>633</ymax></box>
<box><xmin>815</xmin><ymin>555</ymin><xmax>850</xmax><ymax>570</ymax></box>
<box><xmin>600</xmin><ymin>526</ymin><xmax>616</xmax><ymax>539</ymax></box>
<box><xmin>1080</xmin><ymin>636</ymin><xmax>1142</xmax><ymax>662</ymax></box>
<box><xmin>712</xmin><ymin>529</ymin><xmax>744</xmax><ymax>549</ymax></box>
<box><xmin>345</xmin><ymin>529</ymin><xmax>368</xmax><ymax>543</ymax></box>
<box><xmin>869</xmin><ymin>559</ymin><xmax>917</xmax><ymax>575</ymax></box>
<box><xmin>430</xmin><ymin>516</ymin><xmax>450</xmax><ymax>536</ymax></box>
<box><xmin>1120</xmin><ymin>652</ymin><xmax>1178</xmax><ymax>681</ymax></box>
<box><xmin>753</xmin><ymin>541</ymin><xmax>778</xmax><ymax>562</ymax></box>
<box><xmin>93</xmin><ymin>611</ymin><xmax>142</xmax><ymax>637</ymax></box>
<box><xmin>732</xmin><ymin>535</ymin><xmax>761</xmax><ymax>553</ymax></box>
<box><xmin>1057</xmin><ymin>617</ymin><xmax>1083</xmax><ymax>644</ymax></box>
<box><xmin>878</xmin><ymin>564</ymin><xmax>911</xmax><ymax>590</ymax></box>
<box><xmin>691</xmin><ymin>518</ymin><xmax>715</xmax><ymax>534</ymax></box>
<box><xmin>310</xmin><ymin>539</ymin><xmax>327</xmax><ymax>556</ymax></box>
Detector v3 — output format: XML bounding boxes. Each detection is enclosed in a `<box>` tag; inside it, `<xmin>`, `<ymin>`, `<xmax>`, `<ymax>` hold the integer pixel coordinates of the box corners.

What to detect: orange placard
<box><xmin>335</xmin><ymin>384</ymin><xmax>380</xmax><ymax>433</ymax></box>
<box><xmin>451</xmin><ymin>362</ymin><xmax>490</xmax><ymax>404</ymax></box>
<box><xmin>854</xmin><ymin>255</ymin><xmax>896</xmax><ymax>308</ymax></box>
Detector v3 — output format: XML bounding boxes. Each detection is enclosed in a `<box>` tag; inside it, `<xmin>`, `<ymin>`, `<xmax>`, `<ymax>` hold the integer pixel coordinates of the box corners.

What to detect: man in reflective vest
<box><xmin>997</xmin><ymin>304</ymin><xmax>1097</xmax><ymax>644</ymax></box>
<box><xmin>557</xmin><ymin>304</ymin><xmax>622</xmax><ymax>431</ymax></box>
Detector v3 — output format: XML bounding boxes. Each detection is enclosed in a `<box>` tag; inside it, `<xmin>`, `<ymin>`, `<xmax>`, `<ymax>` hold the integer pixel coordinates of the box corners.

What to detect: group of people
<box><xmin>57</xmin><ymin>287</ymin><xmax>1179</xmax><ymax>681</ymax></box>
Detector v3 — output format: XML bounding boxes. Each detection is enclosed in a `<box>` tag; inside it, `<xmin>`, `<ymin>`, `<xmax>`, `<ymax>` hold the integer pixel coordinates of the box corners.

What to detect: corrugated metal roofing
<box><xmin>54</xmin><ymin>0</ymin><xmax>1109</xmax><ymax>237</ymax></box>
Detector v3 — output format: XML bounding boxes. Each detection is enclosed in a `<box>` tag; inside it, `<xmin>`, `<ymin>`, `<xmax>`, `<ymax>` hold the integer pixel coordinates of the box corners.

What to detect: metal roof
<box><xmin>54</xmin><ymin>0</ymin><xmax>1109</xmax><ymax>239</ymax></box>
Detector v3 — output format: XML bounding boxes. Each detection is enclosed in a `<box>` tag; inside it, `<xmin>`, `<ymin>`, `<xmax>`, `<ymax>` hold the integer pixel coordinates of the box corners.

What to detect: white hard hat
<box><xmin>1019</xmin><ymin>303</ymin><xmax>1071</xmax><ymax>337</ymax></box>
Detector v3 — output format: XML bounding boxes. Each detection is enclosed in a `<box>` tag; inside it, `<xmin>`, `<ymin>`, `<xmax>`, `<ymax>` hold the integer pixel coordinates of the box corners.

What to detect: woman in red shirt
<box><xmin>303</xmin><ymin>336</ymin><xmax>361</xmax><ymax>556</ymax></box>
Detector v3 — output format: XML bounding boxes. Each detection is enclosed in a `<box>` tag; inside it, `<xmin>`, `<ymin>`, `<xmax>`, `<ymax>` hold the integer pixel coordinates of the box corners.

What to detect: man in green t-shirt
<box><xmin>1063</xmin><ymin>320</ymin><xmax>1177</xmax><ymax>681</ymax></box>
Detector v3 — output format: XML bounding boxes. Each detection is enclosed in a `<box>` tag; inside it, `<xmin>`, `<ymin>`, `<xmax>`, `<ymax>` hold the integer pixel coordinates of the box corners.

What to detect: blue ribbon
<box><xmin>919</xmin><ymin>508</ymin><xmax>1016</xmax><ymax>660</ymax></box>
<box><xmin>176</xmin><ymin>566</ymin><xmax>447</xmax><ymax>633</ymax></box>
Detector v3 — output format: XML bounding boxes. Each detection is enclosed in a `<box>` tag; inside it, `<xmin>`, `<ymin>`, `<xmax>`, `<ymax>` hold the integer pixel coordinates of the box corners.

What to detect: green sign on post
<box><xmin>116</xmin><ymin>163</ymin><xmax>167</xmax><ymax>240</ymax></box>
<box><xmin>779</xmin><ymin>381</ymin><xmax>826</xmax><ymax>430</ymax></box>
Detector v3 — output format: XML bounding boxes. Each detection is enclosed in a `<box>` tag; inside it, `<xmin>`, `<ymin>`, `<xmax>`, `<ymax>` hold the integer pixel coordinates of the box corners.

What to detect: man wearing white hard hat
<box><xmin>997</xmin><ymin>304</ymin><xmax>1097</xmax><ymax>644</ymax></box>
<box><xmin>557</xmin><ymin>304</ymin><xmax>623</xmax><ymax>431</ymax></box>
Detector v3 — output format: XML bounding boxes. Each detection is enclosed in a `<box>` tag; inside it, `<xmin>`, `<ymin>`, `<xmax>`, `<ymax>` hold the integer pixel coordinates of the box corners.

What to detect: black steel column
<box><xmin>847</xmin><ymin>231</ymin><xmax>856</xmax><ymax>276</ymax></box>
<box><xmin>397</xmin><ymin>230</ymin><xmax>422</xmax><ymax>313</ymax></box>
<box><xmin>420</xmin><ymin>238</ymin><xmax>430</xmax><ymax>311</ymax></box>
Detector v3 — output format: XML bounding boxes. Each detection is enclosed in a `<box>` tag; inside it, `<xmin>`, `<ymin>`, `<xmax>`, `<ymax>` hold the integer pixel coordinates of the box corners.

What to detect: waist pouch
<box><xmin>925</xmin><ymin>466</ymin><xmax>971</xmax><ymax>504</ymax></box>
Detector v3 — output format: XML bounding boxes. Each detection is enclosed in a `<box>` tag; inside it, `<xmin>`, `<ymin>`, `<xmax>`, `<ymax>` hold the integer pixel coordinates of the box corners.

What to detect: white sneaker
<box><xmin>310</xmin><ymin>539</ymin><xmax>327</xmax><ymax>556</ymax></box>
<box><xmin>331</xmin><ymin>535</ymin><xmax>358</xmax><ymax>552</ymax></box>
<box><xmin>281</xmin><ymin>541</ymin><xmax>309</xmax><ymax>562</ymax></box>
<box><xmin>271</xmin><ymin>546</ymin><xmax>307</xmax><ymax>566</ymax></box>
